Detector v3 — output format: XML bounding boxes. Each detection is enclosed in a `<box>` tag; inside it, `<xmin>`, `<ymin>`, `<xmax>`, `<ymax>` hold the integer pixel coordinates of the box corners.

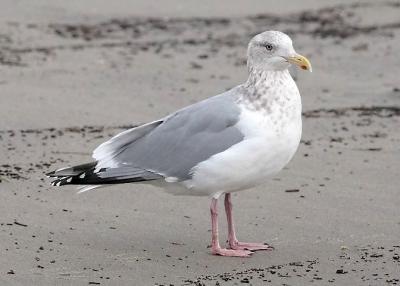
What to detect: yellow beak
<box><xmin>287</xmin><ymin>54</ymin><xmax>312</xmax><ymax>72</ymax></box>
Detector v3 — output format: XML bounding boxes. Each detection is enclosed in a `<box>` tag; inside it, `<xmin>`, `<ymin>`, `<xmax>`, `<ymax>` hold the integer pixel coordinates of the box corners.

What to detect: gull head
<box><xmin>247</xmin><ymin>31</ymin><xmax>312</xmax><ymax>72</ymax></box>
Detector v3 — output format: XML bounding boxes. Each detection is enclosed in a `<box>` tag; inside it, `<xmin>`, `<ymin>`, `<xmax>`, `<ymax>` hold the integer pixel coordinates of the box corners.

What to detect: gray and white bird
<box><xmin>48</xmin><ymin>31</ymin><xmax>312</xmax><ymax>257</ymax></box>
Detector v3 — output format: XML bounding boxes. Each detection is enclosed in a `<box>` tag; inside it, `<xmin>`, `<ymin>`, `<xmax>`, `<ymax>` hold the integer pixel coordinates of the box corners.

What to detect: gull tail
<box><xmin>46</xmin><ymin>162</ymin><xmax>163</xmax><ymax>189</ymax></box>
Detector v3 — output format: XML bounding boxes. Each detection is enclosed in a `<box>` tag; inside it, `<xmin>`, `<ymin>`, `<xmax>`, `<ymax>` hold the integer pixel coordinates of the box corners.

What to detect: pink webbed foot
<box><xmin>229</xmin><ymin>241</ymin><xmax>274</xmax><ymax>251</ymax></box>
<box><xmin>212</xmin><ymin>246</ymin><xmax>253</xmax><ymax>257</ymax></box>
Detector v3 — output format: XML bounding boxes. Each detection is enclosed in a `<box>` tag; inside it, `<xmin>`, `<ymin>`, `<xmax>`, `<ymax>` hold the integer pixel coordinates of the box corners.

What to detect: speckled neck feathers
<box><xmin>237</xmin><ymin>67</ymin><xmax>300</xmax><ymax>115</ymax></box>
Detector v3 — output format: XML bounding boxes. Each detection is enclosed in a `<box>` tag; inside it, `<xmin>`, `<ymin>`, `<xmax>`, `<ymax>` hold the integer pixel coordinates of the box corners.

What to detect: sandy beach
<box><xmin>0</xmin><ymin>0</ymin><xmax>399</xmax><ymax>285</ymax></box>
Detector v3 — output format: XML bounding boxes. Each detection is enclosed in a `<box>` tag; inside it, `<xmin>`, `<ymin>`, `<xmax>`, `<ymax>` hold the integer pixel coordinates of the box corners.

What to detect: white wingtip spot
<box><xmin>56</xmin><ymin>181</ymin><xmax>62</xmax><ymax>186</ymax></box>
<box><xmin>66</xmin><ymin>177</ymin><xmax>72</xmax><ymax>183</ymax></box>
<box><xmin>79</xmin><ymin>173</ymin><xmax>86</xmax><ymax>179</ymax></box>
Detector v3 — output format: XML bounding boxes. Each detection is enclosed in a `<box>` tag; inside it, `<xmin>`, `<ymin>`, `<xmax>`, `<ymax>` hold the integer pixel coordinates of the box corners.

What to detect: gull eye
<box><xmin>265</xmin><ymin>44</ymin><xmax>273</xmax><ymax>51</ymax></box>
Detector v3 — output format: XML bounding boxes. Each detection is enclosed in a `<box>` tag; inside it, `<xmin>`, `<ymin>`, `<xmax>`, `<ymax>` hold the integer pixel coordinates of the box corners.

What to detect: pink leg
<box><xmin>224</xmin><ymin>193</ymin><xmax>274</xmax><ymax>251</ymax></box>
<box><xmin>210</xmin><ymin>198</ymin><xmax>253</xmax><ymax>257</ymax></box>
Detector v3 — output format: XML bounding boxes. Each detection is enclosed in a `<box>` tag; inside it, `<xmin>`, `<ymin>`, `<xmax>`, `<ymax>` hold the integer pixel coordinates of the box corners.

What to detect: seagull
<box><xmin>47</xmin><ymin>31</ymin><xmax>311</xmax><ymax>257</ymax></box>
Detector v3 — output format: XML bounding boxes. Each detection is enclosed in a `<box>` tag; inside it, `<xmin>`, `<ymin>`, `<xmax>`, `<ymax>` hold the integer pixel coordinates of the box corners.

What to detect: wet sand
<box><xmin>0</xmin><ymin>1</ymin><xmax>399</xmax><ymax>285</ymax></box>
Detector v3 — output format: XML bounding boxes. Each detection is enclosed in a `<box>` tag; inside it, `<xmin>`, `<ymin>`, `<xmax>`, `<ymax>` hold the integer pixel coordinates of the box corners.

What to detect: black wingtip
<box><xmin>47</xmin><ymin>161</ymin><xmax>160</xmax><ymax>187</ymax></box>
<box><xmin>46</xmin><ymin>171</ymin><xmax>55</xmax><ymax>177</ymax></box>
<box><xmin>50</xmin><ymin>175</ymin><xmax>74</xmax><ymax>187</ymax></box>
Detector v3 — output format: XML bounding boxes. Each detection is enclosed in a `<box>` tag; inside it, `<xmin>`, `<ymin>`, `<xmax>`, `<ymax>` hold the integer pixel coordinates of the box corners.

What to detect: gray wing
<box><xmin>94</xmin><ymin>91</ymin><xmax>244</xmax><ymax>181</ymax></box>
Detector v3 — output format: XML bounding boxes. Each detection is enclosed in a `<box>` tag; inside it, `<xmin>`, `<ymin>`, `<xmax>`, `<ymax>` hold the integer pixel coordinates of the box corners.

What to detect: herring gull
<box><xmin>47</xmin><ymin>31</ymin><xmax>312</xmax><ymax>257</ymax></box>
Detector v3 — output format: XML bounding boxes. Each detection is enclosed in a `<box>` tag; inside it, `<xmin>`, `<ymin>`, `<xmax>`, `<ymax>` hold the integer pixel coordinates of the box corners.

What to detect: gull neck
<box><xmin>245</xmin><ymin>67</ymin><xmax>290</xmax><ymax>88</ymax></box>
